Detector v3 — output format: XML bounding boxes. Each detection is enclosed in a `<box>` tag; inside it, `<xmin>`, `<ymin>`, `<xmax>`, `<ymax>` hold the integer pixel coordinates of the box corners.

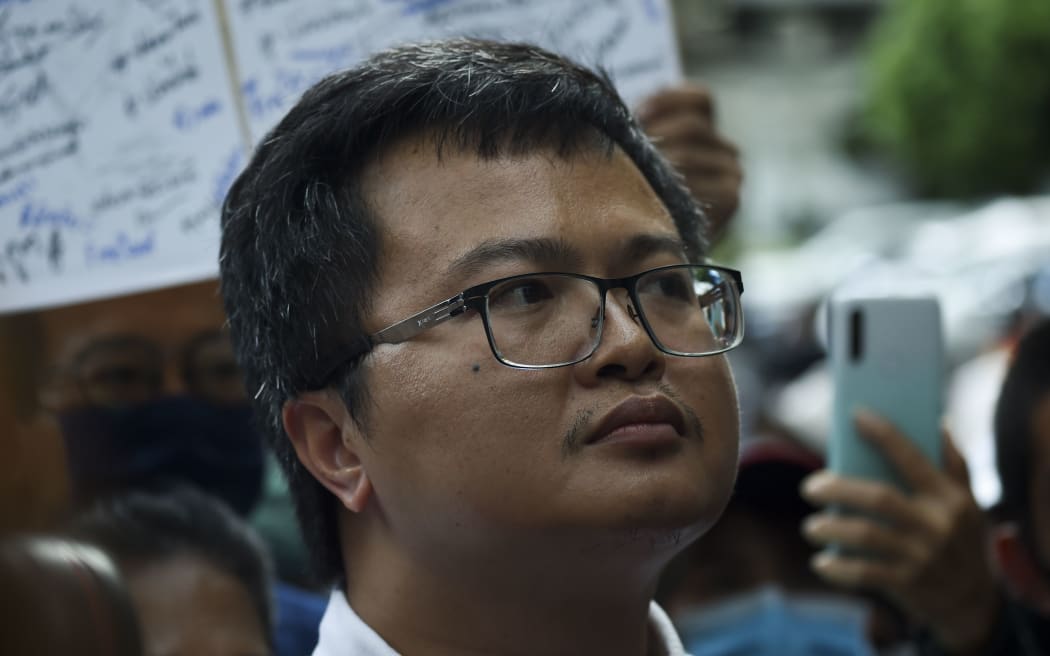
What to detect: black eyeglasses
<box><xmin>323</xmin><ymin>264</ymin><xmax>744</xmax><ymax>377</ymax></box>
<box><xmin>64</xmin><ymin>331</ymin><xmax>244</xmax><ymax>406</ymax></box>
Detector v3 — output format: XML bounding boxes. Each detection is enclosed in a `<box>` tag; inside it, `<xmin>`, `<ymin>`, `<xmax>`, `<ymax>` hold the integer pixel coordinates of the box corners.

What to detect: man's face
<box><xmin>349</xmin><ymin>138</ymin><xmax>739</xmax><ymax>562</ymax></box>
<box><xmin>36</xmin><ymin>282</ymin><xmax>243</xmax><ymax>411</ymax></box>
<box><xmin>1029</xmin><ymin>394</ymin><xmax>1050</xmax><ymax>566</ymax></box>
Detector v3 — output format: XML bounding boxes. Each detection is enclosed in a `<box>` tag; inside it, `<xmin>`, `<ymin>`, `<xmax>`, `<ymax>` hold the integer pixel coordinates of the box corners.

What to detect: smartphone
<box><xmin>828</xmin><ymin>296</ymin><xmax>944</xmax><ymax>490</ymax></box>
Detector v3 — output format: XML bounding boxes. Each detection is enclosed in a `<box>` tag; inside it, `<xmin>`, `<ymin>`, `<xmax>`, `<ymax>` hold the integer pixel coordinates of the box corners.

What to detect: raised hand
<box><xmin>637</xmin><ymin>84</ymin><xmax>742</xmax><ymax>242</ymax></box>
<box><xmin>800</xmin><ymin>410</ymin><xmax>1002</xmax><ymax>654</ymax></box>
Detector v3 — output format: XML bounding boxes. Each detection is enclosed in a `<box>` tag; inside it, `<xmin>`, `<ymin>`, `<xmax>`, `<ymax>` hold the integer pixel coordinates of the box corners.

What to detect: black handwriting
<box><xmin>0</xmin><ymin>70</ymin><xmax>50</xmax><ymax>120</ymax></box>
<box><xmin>110</xmin><ymin>10</ymin><xmax>200</xmax><ymax>72</ymax></box>
<box><xmin>0</xmin><ymin>119</ymin><xmax>81</xmax><ymax>162</ymax></box>
<box><xmin>0</xmin><ymin>139</ymin><xmax>77</xmax><ymax>185</ymax></box>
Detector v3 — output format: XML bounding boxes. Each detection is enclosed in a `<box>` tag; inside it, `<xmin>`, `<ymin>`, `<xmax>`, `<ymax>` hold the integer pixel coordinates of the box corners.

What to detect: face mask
<box><xmin>58</xmin><ymin>396</ymin><xmax>264</xmax><ymax>515</ymax></box>
<box><xmin>676</xmin><ymin>586</ymin><xmax>876</xmax><ymax>656</ymax></box>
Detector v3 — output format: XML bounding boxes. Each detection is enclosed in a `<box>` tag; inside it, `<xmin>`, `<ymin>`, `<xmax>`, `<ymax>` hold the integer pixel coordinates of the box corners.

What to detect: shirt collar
<box><xmin>313</xmin><ymin>589</ymin><xmax>689</xmax><ymax>656</ymax></box>
<box><xmin>313</xmin><ymin>589</ymin><xmax>394</xmax><ymax>656</ymax></box>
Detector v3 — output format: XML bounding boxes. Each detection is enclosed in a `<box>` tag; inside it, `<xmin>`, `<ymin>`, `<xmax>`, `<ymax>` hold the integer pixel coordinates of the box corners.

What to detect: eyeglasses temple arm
<box><xmin>370</xmin><ymin>294</ymin><xmax>467</xmax><ymax>345</ymax></box>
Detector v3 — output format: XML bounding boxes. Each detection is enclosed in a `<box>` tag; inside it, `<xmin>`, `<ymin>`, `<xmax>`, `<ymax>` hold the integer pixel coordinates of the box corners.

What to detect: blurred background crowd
<box><xmin>2</xmin><ymin>0</ymin><xmax>1048</xmax><ymax>654</ymax></box>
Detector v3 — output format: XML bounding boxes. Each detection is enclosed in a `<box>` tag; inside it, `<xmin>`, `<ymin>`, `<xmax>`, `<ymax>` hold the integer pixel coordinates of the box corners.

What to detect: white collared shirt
<box><xmin>313</xmin><ymin>589</ymin><xmax>690</xmax><ymax>656</ymax></box>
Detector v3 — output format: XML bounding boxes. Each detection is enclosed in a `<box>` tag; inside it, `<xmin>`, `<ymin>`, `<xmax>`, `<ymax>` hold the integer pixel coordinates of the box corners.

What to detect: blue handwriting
<box><xmin>173</xmin><ymin>98</ymin><xmax>222</xmax><ymax>131</ymax></box>
<box><xmin>0</xmin><ymin>178</ymin><xmax>35</xmax><ymax>211</ymax></box>
<box><xmin>19</xmin><ymin>201</ymin><xmax>89</xmax><ymax>230</ymax></box>
<box><xmin>385</xmin><ymin>0</ymin><xmax>456</xmax><ymax>17</ymax></box>
<box><xmin>642</xmin><ymin>0</ymin><xmax>661</xmax><ymax>21</ymax></box>
<box><xmin>213</xmin><ymin>147</ymin><xmax>243</xmax><ymax>206</ymax></box>
<box><xmin>242</xmin><ymin>77</ymin><xmax>284</xmax><ymax>120</ymax></box>
<box><xmin>84</xmin><ymin>231</ymin><xmax>155</xmax><ymax>265</ymax></box>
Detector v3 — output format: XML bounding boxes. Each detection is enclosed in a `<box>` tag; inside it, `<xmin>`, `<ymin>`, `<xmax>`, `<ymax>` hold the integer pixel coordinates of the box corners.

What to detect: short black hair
<box><xmin>995</xmin><ymin>319</ymin><xmax>1050</xmax><ymax>529</ymax></box>
<box><xmin>220</xmin><ymin>38</ymin><xmax>708</xmax><ymax>583</ymax></box>
<box><xmin>68</xmin><ymin>486</ymin><xmax>273</xmax><ymax>645</ymax></box>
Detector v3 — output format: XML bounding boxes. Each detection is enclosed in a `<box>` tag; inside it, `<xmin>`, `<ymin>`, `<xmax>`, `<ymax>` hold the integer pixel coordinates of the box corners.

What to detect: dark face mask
<box><xmin>58</xmin><ymin>396</ymin><xmax>264</xmax><ymax>515</ymax></box>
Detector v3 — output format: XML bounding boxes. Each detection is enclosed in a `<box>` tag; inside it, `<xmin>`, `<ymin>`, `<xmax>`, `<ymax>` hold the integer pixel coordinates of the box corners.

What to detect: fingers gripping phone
<box><xmin>828</xmin><ymin>297</ymin><xmax>944</xmax><ymax>490</ymax></box>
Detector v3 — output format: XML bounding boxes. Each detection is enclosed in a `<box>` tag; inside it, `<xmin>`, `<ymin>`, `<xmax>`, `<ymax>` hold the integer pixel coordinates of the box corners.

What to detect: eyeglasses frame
<box><xmin>324</xmin><ymin>263</ymin><xmax>744</xmax><ymax>378</ymax></box>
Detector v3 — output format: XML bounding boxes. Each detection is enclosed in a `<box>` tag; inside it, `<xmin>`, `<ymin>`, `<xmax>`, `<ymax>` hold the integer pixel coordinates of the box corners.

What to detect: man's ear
<box><xmin>993</xmin><ymin>522</ymin><xmax>1050</xmax><ymax>614</ymax></box>
<box><xmin>282</xmin><ymin>391</ymin><xmax>373</xmax><ymax>513</ymax></box>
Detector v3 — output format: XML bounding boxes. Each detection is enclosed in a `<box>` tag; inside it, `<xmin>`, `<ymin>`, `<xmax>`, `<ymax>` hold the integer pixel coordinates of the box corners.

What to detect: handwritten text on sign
<box><xmin>0</xmin><ymin>0</ymin><xmax>678</xmax><ymax>313</ymax></box>
<box><xmin>226</xmin><ymin>0</ymin><xmax>681</xmax><ymax>141</ymax></box>
<box><xmin>0</xmin><ymin>0</ymin><xmax>246</xmax><ymax>313</ymax></box>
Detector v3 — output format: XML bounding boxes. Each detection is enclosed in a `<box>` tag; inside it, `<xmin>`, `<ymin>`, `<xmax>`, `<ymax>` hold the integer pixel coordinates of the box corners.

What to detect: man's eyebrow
<box><xmin>620</xmin><ymin>233</ymin><xmax>691</xmax><ymax>263</ymax></box>
<box><xmin>446</xmin><ymin>237</ymin><xmax>582</xmax><ymax>279</ymax></box>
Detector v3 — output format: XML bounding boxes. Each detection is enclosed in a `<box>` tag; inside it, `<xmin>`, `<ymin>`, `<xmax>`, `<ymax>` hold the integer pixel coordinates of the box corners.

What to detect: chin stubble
<box><xmin>658</xmin><ymin>382</ymin><xmax>705</xmax><ymax>442</ymax></box>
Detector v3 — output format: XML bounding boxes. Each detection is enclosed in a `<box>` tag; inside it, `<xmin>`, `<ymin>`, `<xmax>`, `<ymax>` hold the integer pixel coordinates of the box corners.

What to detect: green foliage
<box><xmin>863</xmin><ymin>0</ymin><xmax>1050</xmax><ymax>197</ymax></box>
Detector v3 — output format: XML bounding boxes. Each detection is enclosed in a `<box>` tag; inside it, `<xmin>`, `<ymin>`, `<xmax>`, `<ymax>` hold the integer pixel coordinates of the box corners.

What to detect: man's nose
<box><xmin>576</xmin><ymin>289</ymin><xmax>665</xmax><ymax>383</ymax></box>
<box><xmin>602</xmin><ymin>292</ymin><xmax>651</xmax><ymax>346</ymax></box>
<box><xmin>605</xmin><ymin>289</ymin><xmax>644</xmax><ymax>332</ymax></box>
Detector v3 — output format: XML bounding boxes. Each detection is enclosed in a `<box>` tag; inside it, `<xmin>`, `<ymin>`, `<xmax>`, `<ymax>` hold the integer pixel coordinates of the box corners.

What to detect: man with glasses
<box><xmin>220</xmin><ymin>38</ymin><xmax>744</xmax><ymax>655</ymax></box>
<box><xmin>23</xmin><ymin>282</ymin><xmax>264</xmax><ymax>515</ymax></box>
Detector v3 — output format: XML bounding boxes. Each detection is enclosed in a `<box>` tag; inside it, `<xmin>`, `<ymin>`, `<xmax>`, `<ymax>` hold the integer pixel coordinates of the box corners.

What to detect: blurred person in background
<box><xmin>0</xmin><ymin>535</ymin><xmax>142</xmax><ymax>656</ymax></box>
<box><xmin>660</xmin><ymin>436</ymin><xmax>902</xmax><ymax>655</ymax></box>
<box><xmin>7</xmin><ymin>284</ymin><xmax>334</xmax><ymax>643</ymax></box>
<box><xmin>988</xmin><ymin>319</ymin><xmax>1050</xmax><ymax>651</ymax></box>
<box><xmin>801</xmin><ymin>318</ymin><xmax>1050</xmax><ymax>654</ymax></box>
<box><xmin>3</xmin><ymin>282</ymin><xmax>325</xmax><ymax>594</ymax></box>
<box><xmin>70</xmin><ymin>486</ymin><xmax>274</xmax><ymax>656</ymax></box>
<box><xmin>28</xmin><ymin>282</ymin><xmax>264</xmax><ymax>516</ymax></box>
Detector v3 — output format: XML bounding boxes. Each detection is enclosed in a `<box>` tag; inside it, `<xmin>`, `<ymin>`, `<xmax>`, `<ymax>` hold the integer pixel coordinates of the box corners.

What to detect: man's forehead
<box><xmin>360</xmin><ymin>135</ymin><xmax>673</xmax><ymax>262</ymax></box>
<box><xmin>362</xmin><ymin>133</ymin><xmax>624</xmax><ymax>204</ymax></box>
<box><xmin>356</xmin><ymin>136</ymin><xmax>682</xmax><ymax>327</ymax></box>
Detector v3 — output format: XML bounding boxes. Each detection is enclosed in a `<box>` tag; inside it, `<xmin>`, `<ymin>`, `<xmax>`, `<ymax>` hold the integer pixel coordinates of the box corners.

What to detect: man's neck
<box><xmin>342</xmin><ymin>526</ymin><xmax>678</xmax><ymax>656</ymax></box>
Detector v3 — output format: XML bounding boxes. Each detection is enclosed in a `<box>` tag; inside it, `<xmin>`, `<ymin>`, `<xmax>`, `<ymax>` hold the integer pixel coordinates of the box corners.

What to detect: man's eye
<box><xmin>488</xmin><ymin>279</ymin><xmax>555</xmax><ymax>309</ymax></box>
<box><xmin>640</xmin><ymin>272</ymin><xmax>693</xmax><ymax>302</ymax></box>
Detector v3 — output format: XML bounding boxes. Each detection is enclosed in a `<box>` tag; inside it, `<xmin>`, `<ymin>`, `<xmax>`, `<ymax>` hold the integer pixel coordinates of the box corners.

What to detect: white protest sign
<box><xmin>0</xmin><ymin>0</ymin><xmax>679</xmax><ymax>313</ymax></box>
<box><xmin>0</xmin><ymin>0</ymin><xmax>246</xmax><ymax>313</ymax></box>
<box><xmin>225</xmin><ymin>0</ymin><xmax>681</xmax><ymax>141</ymax></box>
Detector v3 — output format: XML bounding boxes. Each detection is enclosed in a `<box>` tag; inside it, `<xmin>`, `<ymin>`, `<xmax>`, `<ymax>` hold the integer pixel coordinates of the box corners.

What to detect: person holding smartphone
<box><xmin>800</xmin><ymin>319</ymin><xmax>1050</xmax><ymax>654</ymax></box>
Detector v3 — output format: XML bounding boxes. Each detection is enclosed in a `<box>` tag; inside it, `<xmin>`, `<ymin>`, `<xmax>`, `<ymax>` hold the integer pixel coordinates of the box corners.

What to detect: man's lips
<box><xmin>586</xmin><ymin>395</ymin><xmax>687</xmax><ymax>446</ymax></box>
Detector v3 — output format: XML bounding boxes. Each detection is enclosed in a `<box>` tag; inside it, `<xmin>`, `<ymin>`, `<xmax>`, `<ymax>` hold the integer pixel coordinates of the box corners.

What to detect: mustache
<box><xmin>561</xmin><ymin>383</ymin><xmax>704</xmax><ymax>458</ymax></box>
